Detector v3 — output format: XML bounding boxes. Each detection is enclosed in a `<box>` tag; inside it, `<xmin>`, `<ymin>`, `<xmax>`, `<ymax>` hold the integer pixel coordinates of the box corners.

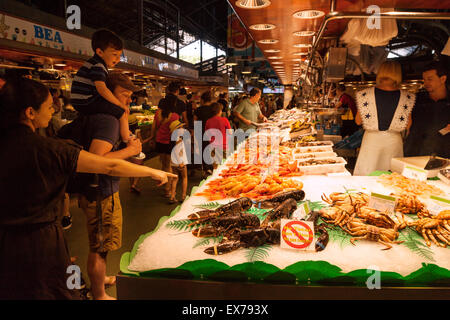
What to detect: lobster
<box><xmin>188</xmin><ymin>197</ymin><xmax>253</xmax><ymax>226</ymax></box>
<box><xmin>306</xmin><ymin>210</ymin><xmax>329</xmax><ymax>252</ymax></box>
<box><xmin>204</xmin><ymin>227</ymin><xmax>280</xmax><ymax>255</ymax></box>
<box><xmin>256</xmin><ymin>190</ymin><xmax>305</xmax><ymax>208</ymax></box>
<box><xmin>260</xmin><ymin>198</ymin><xmax>298</xmax><ymax>227</ymax></box>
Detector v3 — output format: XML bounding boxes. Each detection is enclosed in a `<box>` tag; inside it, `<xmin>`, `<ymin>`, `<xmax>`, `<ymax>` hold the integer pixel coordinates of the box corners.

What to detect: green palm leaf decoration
<box><xmin>194</xmin><ymin>202</ymin><xmax>222</xmax><ymax>210</ymax></box>
<box><xmin>166</xmin><ymin>219</ymin><xmax>193</xmax><ymax>231</ymax></box>
<box><xmin>245</xmin><ymin>207</ymin><xmax>269</xmax><ymax>221</ymax></box>
<box><xmin>193</xmin><ymin>235</ymin><xmax>224</xmax><ymax>249</ymax></box>
<box><xmin>245</xmin><ymin>244</ymin><xmax>273</xmax><ymax>262</ymax></box>
<box><xmin>398</xmin><ymin>227</ymin><xmax>435</xmax><ymax>262</ymax></box>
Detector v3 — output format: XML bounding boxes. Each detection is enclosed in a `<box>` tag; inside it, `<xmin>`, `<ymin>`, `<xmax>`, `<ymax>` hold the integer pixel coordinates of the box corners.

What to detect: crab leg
<box><xmin>376</xmin><ymin>239</ymin><xmax>393</xmax><ymax>250</ymax></box>
<box><xmin>350</xmin><ymin>235</ymin><xmax>368</xmax><ymax>245</ymax></box>
<box><xmin>425</xmin><ymin>230</ymin><xmax>443</xmax><ymax>247</ymax></box>
<box><xmin>433</xmin><ymin>230</ymin><xmax>449</xmax><ymax>247</ymax></box>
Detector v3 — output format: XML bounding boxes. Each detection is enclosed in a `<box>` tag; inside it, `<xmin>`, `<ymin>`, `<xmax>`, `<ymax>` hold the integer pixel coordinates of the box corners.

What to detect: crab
<box><xmin>357</xmin><ymin>206</ymin><xmax>398</xmax><ymax>229</ymax></box>
<box><xmin>407</xmin><ymin>210</ymin><xmax>450</xmax><ymax>248</ymax></box>
<box><xmin>318</xmin><ymin>204</ymin><xmax>357</xmax><ymax>227</ymax></box>
<box><xmin>393</xmin><ymin>193</ymin><xmax>431</xmax><ymax>218</ymax></box>
<box><xmin>321</xmin><ymin>192</ymin><xmax>369</xmax><ymax>207</ymax></box>
<box><xmin>344</xmin><ymin>218</ymin><xmax>403</xmax><ymax>250</ymax></box>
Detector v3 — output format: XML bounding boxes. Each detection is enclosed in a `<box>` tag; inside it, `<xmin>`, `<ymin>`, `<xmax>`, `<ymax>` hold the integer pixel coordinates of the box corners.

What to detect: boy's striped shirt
<box><xmin>70</xmin><ymin>54</ymin><xmax>108</xmax><ymax>107</ymax></box>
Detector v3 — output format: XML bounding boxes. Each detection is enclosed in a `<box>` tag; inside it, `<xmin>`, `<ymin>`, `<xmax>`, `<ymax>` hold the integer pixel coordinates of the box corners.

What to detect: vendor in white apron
<box><xmin>353</xmin><ymin>61</ymin><xmax>415</xmax><ymax>176</ymax></box>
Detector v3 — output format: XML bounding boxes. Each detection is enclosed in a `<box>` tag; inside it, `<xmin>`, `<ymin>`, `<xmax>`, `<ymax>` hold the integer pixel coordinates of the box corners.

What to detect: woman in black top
<box><xmin>0</xmin><ymin>77</ymin><xmax>176</xmax><ymax>299</ymax></box>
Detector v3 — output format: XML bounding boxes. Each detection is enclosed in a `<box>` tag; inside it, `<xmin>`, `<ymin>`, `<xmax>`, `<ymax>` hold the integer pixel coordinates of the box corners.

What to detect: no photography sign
<box><xmin>280</xmin><ymin>219</ymin><xmax>315</xmax><ymax>251</ymax></box>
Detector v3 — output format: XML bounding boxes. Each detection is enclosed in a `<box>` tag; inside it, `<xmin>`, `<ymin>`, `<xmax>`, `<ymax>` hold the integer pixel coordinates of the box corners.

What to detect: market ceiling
<box><xmin>229</xmin><ymin>0</ymin><xmax>450</xmax><ymax>85</ymax></box>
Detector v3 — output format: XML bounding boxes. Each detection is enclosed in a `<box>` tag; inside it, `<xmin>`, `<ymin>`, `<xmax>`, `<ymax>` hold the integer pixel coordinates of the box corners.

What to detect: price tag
<box><xmin>402</xmin><ymin>165</ymin><xmax>428</xmax><ymax>181</ymax></box>
<box><xmin>280</xmin><ymin>219</ymin><xmax>315</xmax><ymax>251</ymax></box>
<box><xmin>291</xmin><ymin>201</ymin><xmax>311</xmax><ymax>220</ymax></box>
<box><xmin>368</xmin><ymin>192</ymin><xmax>397</xmax><ymax>215</ymax></box>
<box><xmin>428</xmin><ymin>195</ymin><xmax>450</xmax><ymax>215</ymax></box>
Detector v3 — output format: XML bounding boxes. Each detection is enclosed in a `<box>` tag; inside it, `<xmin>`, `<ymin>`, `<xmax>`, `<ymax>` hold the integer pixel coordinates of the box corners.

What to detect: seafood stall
<box><xmin>117</xmin><ymin>124</ymin><xmax>450</xmax><ymax>299</ymax></box>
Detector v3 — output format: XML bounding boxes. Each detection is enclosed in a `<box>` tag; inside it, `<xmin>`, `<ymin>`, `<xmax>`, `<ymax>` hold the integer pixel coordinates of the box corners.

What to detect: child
<box><xmin>70</xmin><ymin>29</ymin><xmax>130</xmax><ymax>143</ymax></box>
<box><xmin>168</xmin><ymin>120</ymin><xmax>188</xmax><ymax>204</ymax></box>
<box><xmin>205</xmin><ymin>102</ymin><xmax>231</xmax><ymax>169</ymax></box>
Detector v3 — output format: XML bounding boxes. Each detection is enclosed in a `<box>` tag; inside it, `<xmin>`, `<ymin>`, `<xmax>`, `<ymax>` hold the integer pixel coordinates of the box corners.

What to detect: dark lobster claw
<box><xmin>204</xmin><ymin>241</ymin><xmax>242</xmax><ymax>255</ymax></box>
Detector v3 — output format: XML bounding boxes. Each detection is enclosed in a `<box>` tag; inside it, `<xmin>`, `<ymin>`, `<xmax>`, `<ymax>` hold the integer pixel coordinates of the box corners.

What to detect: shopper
<box><xmin>158</xmin><ymin>81</ymin><xmax>187</xmax><ymax>124</ymax></box>
<box><xmin>194</xmin><ymin>90</ymin><xmax>216</xmax><ymax>177</ymax></box>
<box><xmin>217</xmin><ymin>92</ymin><xmax>229</xmax><ymax>117</ymax></box>
<box><xmin>233</xmin><ymin>88</ymin><xmax>267</xmax><ymax>131</ymax></box>
<box><xmin>353</xmin><ymin>61</ymin><xmax>415</xmax><ymax>176</ymax></box>
<box><xmin>404</xmin><ymin>61</ymin><xmax>450</xmax><ymax>158</ymax></box>
<box><xmin>70</xmin><ymin>29</ymin><xmax>131</xmax><ymax>144</ymax></box>
<box><xmin>334</xmin><ymin>84</ymin><xmax>359</xmax><ymax>138</ymax></box>
<box><xmin>0</xmin><ymin>77</ymin><xmax>175</xmax><ymax>300</ymax></box>
<box><xmin>205</xmin><ymin>102</ymin><xmax>231</xmax><ymax>169</ymax></box>
<box><xmin>168</xmin><ymin>120</ymin><xmax>189</xmax><ymax>204</ymax></box>
<box><xmin>150</xmin><ymin>90</ymin><xmax>180</xmax><ymax>198</ymax></box>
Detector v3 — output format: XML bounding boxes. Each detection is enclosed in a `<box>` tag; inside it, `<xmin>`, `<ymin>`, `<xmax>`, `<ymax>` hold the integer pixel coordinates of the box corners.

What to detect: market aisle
<box><xmin>64</xmin><ymin>156</ymin><xmax>203</xmax><ymax>299</ymax></box>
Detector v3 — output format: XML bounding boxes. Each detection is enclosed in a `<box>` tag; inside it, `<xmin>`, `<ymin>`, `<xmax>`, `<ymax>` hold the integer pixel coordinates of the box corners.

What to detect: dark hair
<box><xmin>423</xmin><ymin>61</ymin><xmax>448</xmax><ymax>78</ymax></box>
<box><xmin>186</xmin><ymin>93</ymin><xmax>193</xmax><ymax>100</ymax></box>
<box><xmin>178</xmin><ymin>87</ymin><xmax>187</xmax><ymax>96</ymax></box>
<box><xmin>337</xmin><ymin>84</ymin><xmax>346</xmax><ymax>92</ymax></box>
<box><xmin>91</xmin><ymin>29</ymin><xmax>123</xmax><ymax>52</ymax></box>
<box><xmin>167</xmin><ymin>81</ymin><xmax>181</xmax><ymax>94</ymax></box>
<box><xmin>211</xmin><ymin>102</ymin><xmax>223</xmax><ymax>115</ymax></box>
<box><xmin>0</xmin><ymin>77</ymin><xmax>49</xmax><ymax>129</ymax></box>
<box><xmin>249</xmin><ymin>88</ymin><xmax>261</xmax><ymax>97</ymax></box>
<box><xmin>201</xmin><ymin>90</ymin><xmax>212</xmax><ymax>104</ymax></box>
<box><xmin>160</xmin><ymin>96</ymin><xmax>177</xmax><ymax>119</ymax></box>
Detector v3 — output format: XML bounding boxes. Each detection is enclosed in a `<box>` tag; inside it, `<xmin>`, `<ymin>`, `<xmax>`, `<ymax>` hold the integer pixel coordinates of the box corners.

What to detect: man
<box><xmin>233</xmin><ymin>88</ymin><xmax>267</xmax><ymax>131</ymax></box>
<box><xmin>218</xmin><ymin>92</ymin><xmax>229</xmax><ymax>117</ymax></box>
<box><xmin>79</xmin><ymin>73</ymin><xmax>142</xmax><ymax>300</ymax></box>
<box><xmin>334</xmin><ymin>84</ymin><xmax>359</xmax><ymax>137</ymax></box>
<box><xmin>404</xmin><ymin>62</ymin><xmax>450</xmax><ymax>159</ymax></box>
<box><xmin>158</xmin><ymin>81</ymin><xmax>188</xmax><ymax>124</ymax></box>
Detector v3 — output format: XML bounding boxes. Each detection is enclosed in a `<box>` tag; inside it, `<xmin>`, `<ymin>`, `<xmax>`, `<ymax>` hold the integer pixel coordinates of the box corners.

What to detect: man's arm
<box><xmin>89</xmin><ymin>138</ymin><xmax>141</xmax><ymax>159</ymax></box>
<box><xmin>233</xmin><ymin>110</ymin><xmax>251</xmax><ymax>126</ymax></box>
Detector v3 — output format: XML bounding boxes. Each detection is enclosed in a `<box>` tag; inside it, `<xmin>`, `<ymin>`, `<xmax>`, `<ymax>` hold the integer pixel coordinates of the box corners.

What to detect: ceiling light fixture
<box><xmin>225</xmin><ymin>56</ymin><xmax>238</xmax><ymax>66</ymax></box>
<box><xmin>272</xmin><ymin>61</ymin><xmax>284</xmax><ymax>64</ymax></box>
<box><xmin>268</xmin><ymin>56</ymin><xmax>282</xmax><ymax>59</ymax></box>
<box><xmin>293</xmin><ymin>10</ymin><xmax>325</xmax><ymax>19</ymax></box>
<box><xmin>293</xmin><ymin>43</ymin><xmax>312</xmax><ymax>48</ymax></box>
<box><xmin>250</xmin><ymin>23</ymin><xmax>276</xmax><ymax>30</ymax></box>
<box><xmin>236</xmin><ymin>0</ymin><xmax>271</xmax><ymax>9</ymax></box>
<box><xmin>258</xmin><ymin>39</ymin><xmax>279</xmax><ymax>44</ymax></box>
<box><xmin>264</xmin><ymin>49</ymin><xmax>280</xmax><ymax>53</ymax></box>
<box><xmin>293</xmin><ymin>52</ymin><xmax>309</xmax><ymax>56</ymax></box>
<box><xmin>293</xmin><ymin>30</ymin><xmax>316</xmax><ymax>37</ymax></box>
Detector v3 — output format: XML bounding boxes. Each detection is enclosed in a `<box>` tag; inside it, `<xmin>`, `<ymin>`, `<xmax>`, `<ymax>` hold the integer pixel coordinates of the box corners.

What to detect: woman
<box><xmin>353</xmin><ymin>61</ymin><xmax>415</xmax><ymax>176</ymax></box>
<box><xmin>149</xmin><ymin>97</ymin><xmax>179</xmax><ymax>199</ymax></box>
<box><xmin>0</xmin><ymin>77</ymin><xmax>176</xmax><ymax>299</ymax></box>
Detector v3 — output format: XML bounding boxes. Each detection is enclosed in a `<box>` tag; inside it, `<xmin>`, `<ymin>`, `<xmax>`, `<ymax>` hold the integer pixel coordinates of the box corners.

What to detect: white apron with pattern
<box><xmin>353</xmin><ymin>87</ymin><xmax>416</xmax><ymax>176</ymax></box>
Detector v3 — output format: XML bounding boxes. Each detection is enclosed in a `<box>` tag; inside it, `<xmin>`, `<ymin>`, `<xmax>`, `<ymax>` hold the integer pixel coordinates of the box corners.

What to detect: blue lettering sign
<box><xmin>34</xmin><ymin>25</ymin><xmax>44</xmax><ymax>39</ymax></box>
<box><xmin>33</xmin><ymin>25</ymin><xmax>63</xmax><ymax>44</ymax></box>
<box><xmin>54</xmin><ymin>31</ymin><xmax>62</xmax><ymax>43</ymax></box>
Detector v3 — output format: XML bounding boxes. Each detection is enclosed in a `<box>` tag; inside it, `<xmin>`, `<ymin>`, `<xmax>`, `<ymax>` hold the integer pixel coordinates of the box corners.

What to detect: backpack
<box><xmin>57</xmin><ymin>116</ymin><xmax>97</xmax><ymax>197</ymax></box>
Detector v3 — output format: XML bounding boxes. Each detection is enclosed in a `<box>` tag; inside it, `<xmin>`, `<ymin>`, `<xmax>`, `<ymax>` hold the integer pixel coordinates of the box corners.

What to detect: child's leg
<box><xmin>119</xmin><ymin>113</ymin><xmax>131</xmax><ymax>143</ymax></box>
<box><xmin>77</xmin><ymin>96</ymin><xmax>125</xmax><ymax>118</ymax></box>
<box><xmin>169</xmin><ymin>166</ymin><xmax>178</xmax><ymax>200</ymax></box>
<box><xmin>180</xmin><ymin>166</ymin><xmax>188</xmax><ymax>200</ymax></box>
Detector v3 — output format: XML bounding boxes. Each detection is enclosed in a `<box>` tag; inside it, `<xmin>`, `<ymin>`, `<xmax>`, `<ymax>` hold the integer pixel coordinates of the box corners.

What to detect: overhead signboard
<box><xmin>0</xmin><ymin>12</ymin><xmax>198</xmax><ymax>79</ymax></box>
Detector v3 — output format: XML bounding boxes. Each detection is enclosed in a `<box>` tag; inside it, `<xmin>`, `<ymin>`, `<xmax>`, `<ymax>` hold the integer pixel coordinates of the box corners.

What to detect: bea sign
<box><xmin>34</xmin><ymin>25</ymin><xmax>63</xmax><ymax>44</ymax></box>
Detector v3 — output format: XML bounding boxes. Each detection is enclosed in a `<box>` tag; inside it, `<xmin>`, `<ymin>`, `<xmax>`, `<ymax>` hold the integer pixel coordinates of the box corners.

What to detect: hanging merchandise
<box><xmin>442</xmin><ymin>36</ymin><xmax>450</xmax><ymax>56</ymax></box>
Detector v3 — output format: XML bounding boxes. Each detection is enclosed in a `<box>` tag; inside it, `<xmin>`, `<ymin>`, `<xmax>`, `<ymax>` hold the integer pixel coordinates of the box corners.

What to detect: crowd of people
<box><xmin>0</xmin><ymin>26</ymin><xmax>447</xmax><ymax>301</ymax></box>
